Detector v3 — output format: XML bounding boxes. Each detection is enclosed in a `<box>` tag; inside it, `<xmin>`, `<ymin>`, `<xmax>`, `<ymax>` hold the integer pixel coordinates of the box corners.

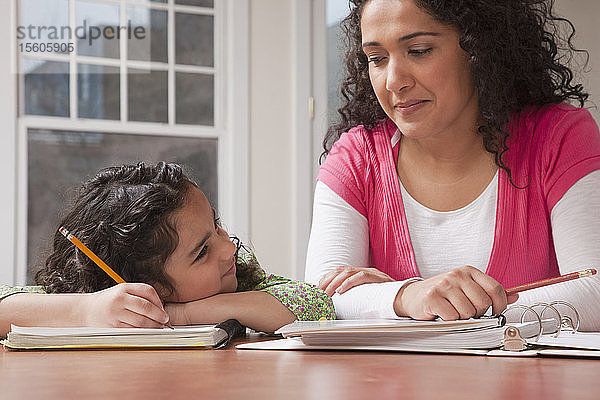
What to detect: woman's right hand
<box><xmin>394</xmin><ymin>266</ymin><xmax>519</xmax><ymax>320</ymax></box>
<box><xmin>82</xmin><ymin>283</ymin><xmax>170</xmax><ymax>328</ymax></box>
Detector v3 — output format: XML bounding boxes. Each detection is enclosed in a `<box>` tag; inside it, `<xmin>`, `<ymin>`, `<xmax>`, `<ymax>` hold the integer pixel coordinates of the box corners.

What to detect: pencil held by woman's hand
<box><xmin>393</xmin><ymin>266</ymin><xmax>519</xmax><ymax>321</ymax></box>
<box><xmin>82</xmin><ymin>283</ymin><xmax>171</xmax><ymax>328</ymax></box>
<box><xmin>318</xmin><ymin>266</ymin><xmax>396</xmax><ymax>296</ymax></box>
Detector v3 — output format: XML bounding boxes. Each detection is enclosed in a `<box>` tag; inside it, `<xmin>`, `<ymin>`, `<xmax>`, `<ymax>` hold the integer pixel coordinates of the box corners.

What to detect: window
<box><xmin>308</xmin><ymin>0</ymin><xmax>352</xmax><ymax>185</ymax></box>
<box><xmin>11</xmin><ymin>0</ymin><xmax>249</xmax><ymax>283</ymax></box>
<box><xmin>324</xmin><ymin>0</ymin><xmax>349</xmax><ymax>132</ymax></box>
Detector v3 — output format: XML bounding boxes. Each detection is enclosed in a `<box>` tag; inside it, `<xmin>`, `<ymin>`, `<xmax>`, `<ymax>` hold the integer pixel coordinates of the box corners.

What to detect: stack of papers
<box><xmin>275</xmin><ymin>318</ymin><xmax>543</xmax><ymax>350</ymax></box>
<box><xmin>4</xmin><ymin>324</ymin><xmax>229</xmax><ymax>350</ymax></box>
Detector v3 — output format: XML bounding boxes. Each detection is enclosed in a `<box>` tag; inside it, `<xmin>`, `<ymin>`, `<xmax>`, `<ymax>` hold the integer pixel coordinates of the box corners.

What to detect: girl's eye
<box><xmin>212</xmin><ymin>208</ymin><xmax>221</xmax><ymax>230</ymax></box>
<box><xmin>367</xmin><ymin>56</ymin><xmax>387</xmax><ymax>66</ymax></box>
<box><xmin>195</xmin><ymin>246</ymin><xmax>208</xmax><ymax>262</ymax></box>
<box><xmin>408</xmin><ymin>48</ymin><xmax>432</xmax><ymax>56</ymax></box>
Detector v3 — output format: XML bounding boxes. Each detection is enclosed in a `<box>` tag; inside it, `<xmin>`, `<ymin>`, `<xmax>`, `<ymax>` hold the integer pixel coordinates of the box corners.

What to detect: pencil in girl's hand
<box><xmin>505</xmin><ymin>268</ymin><xmax>597</xmax><ymax>296</ymax></box>
<box><xmin>59</xmin><ymin>226</ymin><xmax>126</xmax><ymax>283</ymax></box>
<box><xmin>58</xmin><ymin>226</ymin><xmax>174</xmax><ymax>329</ymax></box>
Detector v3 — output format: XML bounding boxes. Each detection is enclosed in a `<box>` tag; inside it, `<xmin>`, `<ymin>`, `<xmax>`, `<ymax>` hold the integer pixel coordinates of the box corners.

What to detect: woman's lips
<box><xmin>394</xmin><ymin>100</ymin><xmax>429</xmax><ymax>115</ymax></box>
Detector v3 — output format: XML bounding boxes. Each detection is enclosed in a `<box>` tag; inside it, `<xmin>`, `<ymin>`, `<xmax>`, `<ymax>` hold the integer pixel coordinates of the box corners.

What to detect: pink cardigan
<box><xmin>318</xmin><ymin>104</ymin><xmax>600</xmax><ymax>288</ymax></box>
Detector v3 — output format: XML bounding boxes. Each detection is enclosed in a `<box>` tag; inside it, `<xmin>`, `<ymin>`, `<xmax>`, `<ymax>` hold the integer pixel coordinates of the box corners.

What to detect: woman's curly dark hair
<box><xmin>35</xmin><ymin>162</ymin><xmax>258</xmax><ymax>299</ymax></box>
<box><xmin>323</xmin><ymin>0</ymin><xmax>589</xmax><ymax>184</ymax></box>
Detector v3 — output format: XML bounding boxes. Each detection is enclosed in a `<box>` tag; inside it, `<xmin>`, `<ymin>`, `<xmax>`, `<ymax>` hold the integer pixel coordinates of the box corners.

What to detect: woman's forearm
<box><xmin>546</xmin><ymin>171</ymin><xmax>600</xmax><ymax>331</ymax></box>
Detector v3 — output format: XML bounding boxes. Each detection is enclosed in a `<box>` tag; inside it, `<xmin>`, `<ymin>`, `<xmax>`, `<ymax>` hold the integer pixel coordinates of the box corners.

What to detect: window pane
<box><xmin>128</xmin><ymin>7</ymin><xmax>167</xmax><ymax>63</ymax></box>
<box><xmin>128</xmin><ymin>69</ymin><xmax>167</xmax><ymax>122</ymax></box>
<box><xmin>175</xmin><ymin>0</ymin><xmax>213</xmax><ymax>7</ymax></box>
<box><xmin>175</xmin><ymin>13</ymin><xmax>213</xmax><ymax>66</ymax></box>
<box><xmin>176</xmin><ymin>72</ymin><xmax>214</xmax><ymax>125</ymax></box>
<box><xmin>27</xmin><ymin>129</ymin><xmax>218</xmax><ymax>283</ymax></box>
<box><xmin>76</xmin><ymin>0</ymin><xmax>120</xmax><ymax>59</ymax></box>
<box><xmin>23</xmin><ymin>59</ymin><xmax>69</xmax><ymax>117</ymax></box>
<box><xmin>19</xmin><ymin>0</ymin><xmax>70</xmax><ymax>54</ymax></box>
<box><xmin>78</xmin><ymin>64</ymin><xmax>120</xmax><ymax>120</ymax></box>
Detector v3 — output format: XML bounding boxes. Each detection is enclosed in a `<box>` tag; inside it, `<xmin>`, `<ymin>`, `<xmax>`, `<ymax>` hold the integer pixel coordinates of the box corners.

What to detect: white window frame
<box><xmin>310</xmin><ymin>0</ymin><xmax>327</xmax><ymax>185</ymax></box>
<box><xmin>0</xmin><ymin>0</ymin><xmax>19</xmax><ymax>284</ymax></box>
<box><xmin>290</xmin><ymin>0</ymin><xmax>328</xmax><ymax>279</ymax></box>
<box><xmin>1</xmin><ymin>0</ymin><xmax>249</xmax><ymax>285</ymax></box>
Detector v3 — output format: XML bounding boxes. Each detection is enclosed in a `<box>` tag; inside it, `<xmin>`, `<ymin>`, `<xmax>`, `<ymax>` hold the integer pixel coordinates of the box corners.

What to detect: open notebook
<box><xmin>239</xmin><ymin>302</ymin><xmax>600</xmax><ymax>357</ymax></box>
<box><xmin>4</xmin><ymin>319</ymin><xmax>245</xmax><ymax>350</ymax></box>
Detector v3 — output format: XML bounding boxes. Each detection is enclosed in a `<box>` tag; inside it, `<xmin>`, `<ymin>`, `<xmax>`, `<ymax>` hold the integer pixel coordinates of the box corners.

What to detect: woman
<box><xmin>305</xmin><ymin>0</ymin><xmax>600</xmax><ymax>329</ymax></box>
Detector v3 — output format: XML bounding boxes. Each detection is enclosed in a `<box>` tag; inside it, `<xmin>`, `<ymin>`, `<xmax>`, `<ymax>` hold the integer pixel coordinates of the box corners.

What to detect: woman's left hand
<box><xmin>318</xmin><ymin>266</ymin><xmax>396</xmax><ymax>296</ymax></box>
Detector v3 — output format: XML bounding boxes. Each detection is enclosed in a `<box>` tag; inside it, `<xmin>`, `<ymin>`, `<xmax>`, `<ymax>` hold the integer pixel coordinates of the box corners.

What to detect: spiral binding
<box><xmin>501</xmin><ymin>301</ymin><xmax>580</xmax><ymax>351</ymax></box>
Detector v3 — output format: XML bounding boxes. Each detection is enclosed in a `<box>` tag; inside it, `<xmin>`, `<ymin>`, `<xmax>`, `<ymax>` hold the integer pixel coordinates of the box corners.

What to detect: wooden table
<box><xmin>1</xmin><ymin>334</ymin><xmax>599</xmax><ymax>400</ymax></box>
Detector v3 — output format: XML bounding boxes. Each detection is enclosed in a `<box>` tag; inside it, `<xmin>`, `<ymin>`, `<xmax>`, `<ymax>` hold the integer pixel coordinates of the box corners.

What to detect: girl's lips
<box><xmin>394</xmin><ymin>100</ymin><xmax>429</xmax><ymax>115</ymax></box>
<box><xmin>223</xmin><ymin>263</ymin><xmax>236</xmax><ymax>276</ymax></box>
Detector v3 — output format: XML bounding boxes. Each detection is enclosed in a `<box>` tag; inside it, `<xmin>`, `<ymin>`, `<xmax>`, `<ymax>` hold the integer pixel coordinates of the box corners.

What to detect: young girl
<box><xmin>0</xmin><ymin>162</ymin><xmax>334</xmax><ymax>335</ymax></box>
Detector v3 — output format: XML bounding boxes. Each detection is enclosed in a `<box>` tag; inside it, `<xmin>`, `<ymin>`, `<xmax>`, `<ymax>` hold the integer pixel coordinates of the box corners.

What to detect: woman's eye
<box><xmin>408</xmin><ymin>48</ymin><xmax>433</xmax><ymax>56</ymax></box>
<box><xmin>195</xmin><ymin>246</ymin><xmax>208</xmax><ymax>262</ymax></box>
<box><xmin>368</xmin><ymin>56</ymin><xmax>387</xmax><ymax>66</ymax></box>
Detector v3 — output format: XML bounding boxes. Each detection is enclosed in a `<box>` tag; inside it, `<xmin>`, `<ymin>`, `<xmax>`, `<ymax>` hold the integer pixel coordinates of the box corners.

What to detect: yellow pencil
<box><xmin>59</xmin><ymin>226</ymin><xmax>174</xmax><ymax>329</ymax></box>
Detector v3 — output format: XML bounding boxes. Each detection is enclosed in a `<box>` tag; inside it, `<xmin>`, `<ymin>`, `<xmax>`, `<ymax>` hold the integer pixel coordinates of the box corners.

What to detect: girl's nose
<box><xmin>224</xmin><ymin>237</ymin><xmax>236</xmax><ymax>259</ymax></box>
<box><xmin>217</xmin><ymin>226</ymin><xmax>236</xmax><ymax>259</ymax></box>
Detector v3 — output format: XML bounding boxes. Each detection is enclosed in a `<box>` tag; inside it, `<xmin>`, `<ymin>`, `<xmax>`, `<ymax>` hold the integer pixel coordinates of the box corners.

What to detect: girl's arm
<box><xmin>166</xmin><ymin>276</ymin><xmax>336</xmax><ymax>333</ymax></box>
<box><xmin>0</xmin><ymin>283</ymin><xmax>171</xmax><ymax>336</ymax></box>
<box><xmin>166</xmin><ymin>291</ymin><xmax>296</xmax><ymax>333</ymax></box>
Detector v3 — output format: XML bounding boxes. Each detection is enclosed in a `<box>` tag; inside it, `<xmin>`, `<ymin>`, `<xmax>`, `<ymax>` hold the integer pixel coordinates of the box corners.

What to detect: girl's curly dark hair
<box><xmin>323</xmin><ymin>0</ymin><xmax>589</xmax><ymax>184</ymax></box>
<box><xmin>35</xmin><ymin>162</ymin><xmax>258</xmax><ymax>299</ymax></box>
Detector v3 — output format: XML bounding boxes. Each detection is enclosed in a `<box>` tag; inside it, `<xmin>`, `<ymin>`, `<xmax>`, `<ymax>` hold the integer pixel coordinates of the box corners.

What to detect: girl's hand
<box><xmin>318</xmin><ymin>266</ymin><xmax>396</xmax><ymax>296</ymax></box>
<box><xmin>394</xmin><ymin>266</ymin><xmax>519</xmax><ymax>320</ymax></box>
<box><xmin>82</xmin><ymin>283</ymin><xmax>170</xmax><ymax>328</ymax></box>
<box><xmin>164</xmin><ymin>302</ymin><xmax>191</xmax><ymax>326</ymax></box>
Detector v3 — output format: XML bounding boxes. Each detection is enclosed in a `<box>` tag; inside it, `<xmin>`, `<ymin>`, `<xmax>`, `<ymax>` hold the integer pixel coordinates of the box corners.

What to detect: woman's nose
<box><xmin>385</xmin><ymin>58</ymin><xmax>414</xmax><ymax>94</ymax></box>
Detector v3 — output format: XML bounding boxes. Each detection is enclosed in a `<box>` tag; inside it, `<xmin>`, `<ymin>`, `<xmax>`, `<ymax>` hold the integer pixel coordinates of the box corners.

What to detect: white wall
<box><xmin>248</xmin><ymin>0</ymin><xmax>295</xmax><ymax>277</ymax></box>
<box><xmin>555</xmin><ymin>0</ymin><xmax>600</xmax><ymax>124</ymax></box>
